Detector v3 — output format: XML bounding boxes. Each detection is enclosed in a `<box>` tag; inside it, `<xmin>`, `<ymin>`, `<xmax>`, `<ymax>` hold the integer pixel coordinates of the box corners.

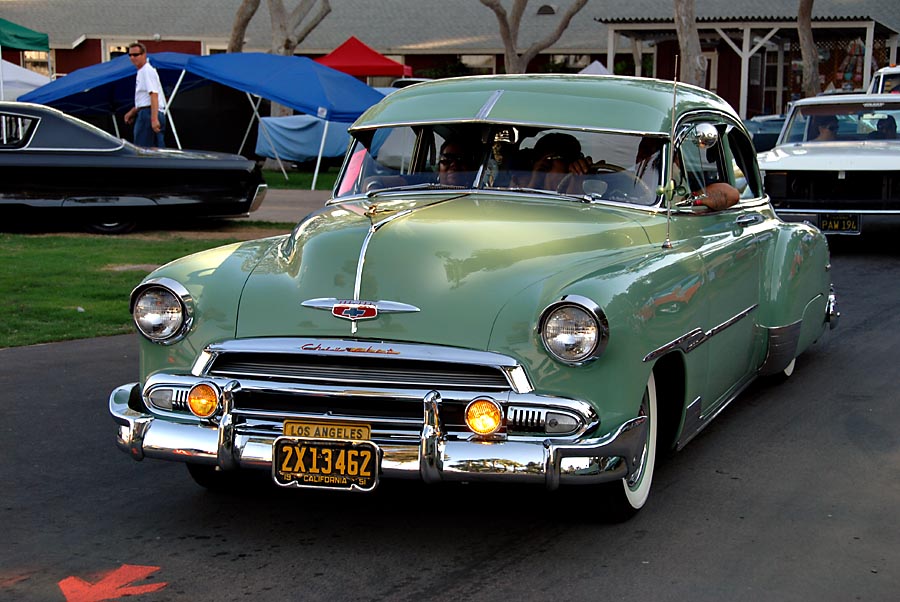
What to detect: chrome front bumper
<box><xmin>110</xmin><ymin>383</ymin><xmax>647</xmax><ymax>490</ymax></box>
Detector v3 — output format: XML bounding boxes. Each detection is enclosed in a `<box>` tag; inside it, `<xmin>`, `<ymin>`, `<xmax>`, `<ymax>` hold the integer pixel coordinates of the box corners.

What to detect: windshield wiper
<box><xmin>366</xmin><ymin>182</ymin><xmax>469</xmax><ymax>197</ymax></box>
<box><xmin>498</xmin><ymin>186</ymin><xmax>592</xmax><ymax>202</ymax></box>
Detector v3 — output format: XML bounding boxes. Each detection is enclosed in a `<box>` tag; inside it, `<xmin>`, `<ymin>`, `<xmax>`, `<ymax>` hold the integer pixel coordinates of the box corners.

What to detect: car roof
<box><xmin>0</xmin><ymin>101</ymin><xmax>124</xmax><ymax>151</ymax></box>
<box><xmin>350</xmin><ymin>74</ymin><xmax>738</xmax><ymax>135</ymax></box>
<box><xmin>790</xmin><ymin>93</ymin><xmax>900</xmax><ymax>106</ymax></box>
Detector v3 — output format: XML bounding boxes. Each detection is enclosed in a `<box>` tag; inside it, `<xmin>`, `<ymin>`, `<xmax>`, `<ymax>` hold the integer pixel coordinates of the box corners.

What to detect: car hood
<box><xmin>129</xmin><ymin>143</ymin><xmax>255</xmax><ymax>163</ymax></box>
<box><xmin>758</xmin><ymin>141</ymin><xmax>900</xmax><ymax>171</ymax></box>
<box><xmin>236</xmin><ymin>193</ymin><xmax>651</xmax><ymax>349</ymax></box>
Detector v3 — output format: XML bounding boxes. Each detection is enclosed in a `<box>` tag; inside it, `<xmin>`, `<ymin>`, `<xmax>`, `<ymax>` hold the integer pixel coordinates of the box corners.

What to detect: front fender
<box><xmin>486</xmin><ymin>242</ymin><xmax>708</xmax><ymax>434</ymax></box>
<box><xmin>136</xmin><ymin>236</ymin><xmax>286</xmax><ymax>381</ymax></box>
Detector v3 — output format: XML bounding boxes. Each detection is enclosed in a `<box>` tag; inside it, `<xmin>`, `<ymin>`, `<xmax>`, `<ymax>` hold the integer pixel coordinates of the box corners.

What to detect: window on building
<box><xmin>461</xmin><ymin>55</ymin><xmax>494</xmax><ymax>75</ymax></box>
<box><xmin>23</xmin><ymin>51</ymin><xmax>50</xmax><ymax>77</ymax></box>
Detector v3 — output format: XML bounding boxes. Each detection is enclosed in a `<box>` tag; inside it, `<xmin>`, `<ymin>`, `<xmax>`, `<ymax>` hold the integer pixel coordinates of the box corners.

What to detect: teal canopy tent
<box><xmin>0</xmin><ymin>17</ymin><xmax>50</xmax><ymax>100</ymax></box>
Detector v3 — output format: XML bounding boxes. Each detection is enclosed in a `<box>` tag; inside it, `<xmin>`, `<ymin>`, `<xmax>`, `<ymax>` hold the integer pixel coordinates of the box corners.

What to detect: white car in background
<box><xmin>758</xmin><ymin>93</ymin><xmax>900</xmax><ymax>234</ymax></box>
<box><xmin>867</xmin><ymin>65</ymin><xmax>900</xmax><ymax>94</ymax></box>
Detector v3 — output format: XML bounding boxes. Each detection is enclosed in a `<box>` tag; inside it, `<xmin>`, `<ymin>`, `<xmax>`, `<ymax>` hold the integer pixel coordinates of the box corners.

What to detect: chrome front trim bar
<box><xmin>110</xmin><ymin>384</ymin><xmax>643</xmax><ymax>490</ymax></box>
<box><xmin>192</xmin><ymin>337</ymin><xmax>535</xmax><ymax>394</ymax></box>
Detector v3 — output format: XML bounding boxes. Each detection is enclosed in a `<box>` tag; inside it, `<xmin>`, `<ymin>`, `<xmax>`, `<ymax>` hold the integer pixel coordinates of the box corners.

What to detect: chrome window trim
<box><xmin>0</xmin><ymin>110</ymin><xmax>40</xmax><ymax>149</ymax></box>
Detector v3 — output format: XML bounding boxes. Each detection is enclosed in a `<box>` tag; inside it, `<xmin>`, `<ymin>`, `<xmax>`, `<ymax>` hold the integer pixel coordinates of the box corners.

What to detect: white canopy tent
<box><xmin>579</xmin><ymin>61</ymin><xmax>611</xmax><ymax>75</ymax></box>
<box><xmin>0</xmin><ymin>58</ymin><xmax>50</xmax><ymax>100</ymax></box>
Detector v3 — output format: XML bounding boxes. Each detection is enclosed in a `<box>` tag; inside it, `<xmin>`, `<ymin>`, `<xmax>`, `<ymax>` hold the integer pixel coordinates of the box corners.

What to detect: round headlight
<box><xmin>540</xmin><ymin>298</ymin><xmax>607</xmax><ymax>363</ymax></box>
<box><xmin>465</xmin><ymin>398</ymin><xmax>503</xmax><ymax>435</ymax></box>
<box><xmin>188</xmin><ymin>383</ymin><xmax>221</xmax><ymax>418</ymax></box>
<box><xmin>133</xmin><ymin>286</ymin><xmax>185</xmax><ymax>341</ymax></box>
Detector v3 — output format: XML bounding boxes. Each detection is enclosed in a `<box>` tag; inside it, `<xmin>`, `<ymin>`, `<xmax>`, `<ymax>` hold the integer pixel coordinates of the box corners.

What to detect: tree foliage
<box><xmin>480</xmin><ymin>0</ymin><xmax>588</xmax><ymax>74</ymax></box>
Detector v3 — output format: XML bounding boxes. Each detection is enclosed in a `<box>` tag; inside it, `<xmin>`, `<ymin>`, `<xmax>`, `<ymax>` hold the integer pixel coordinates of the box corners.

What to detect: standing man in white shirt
<box><xmin>123</xmin><ymin>42</ymin><xmax>167</xmax><ymax>147</ymax></box>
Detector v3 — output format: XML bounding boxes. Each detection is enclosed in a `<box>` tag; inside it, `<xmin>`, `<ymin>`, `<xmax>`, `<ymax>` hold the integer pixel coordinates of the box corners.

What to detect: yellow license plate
<box><xmin>819</xmin><ymin>214</ymin><xmax>859</xmax><ymax>233</ymax></box>
<box><xmin>283</xmin><ymin>419</ymin><xmax>370</xmax><ymax>440</ymax></box>
<box><xmin>272</xmin><ymin>437</ymin><xmax>379</xmax><ymax>491</ymax></box>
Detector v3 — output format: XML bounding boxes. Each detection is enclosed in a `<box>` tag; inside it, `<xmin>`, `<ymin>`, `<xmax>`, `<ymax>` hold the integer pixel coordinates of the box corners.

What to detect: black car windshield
<box><xmin>335</xmin><ymin>124</ymin><xmax>664</xmax><ymax>206</ymax></box>
<box><xmin>783</xmin><ymin>100</ymin><xmax>900</xmax><ymax>143</ymax></box>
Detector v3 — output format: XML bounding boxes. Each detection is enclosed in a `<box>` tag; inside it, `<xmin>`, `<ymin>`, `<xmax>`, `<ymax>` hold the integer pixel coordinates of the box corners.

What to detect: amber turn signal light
<box><xmin>187</xmin><ymin>383</ymin><xmax>220</xmax><ymax>418</ymax></box>
<box><xmin>465</xmin><ymin>398</ymin><xmax>503</xmax><ymax>435</ymax></box>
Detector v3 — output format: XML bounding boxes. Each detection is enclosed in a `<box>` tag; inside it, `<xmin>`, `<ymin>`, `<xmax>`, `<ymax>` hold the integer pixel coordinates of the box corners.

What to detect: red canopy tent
<box><xmin>315</xmin><ymin>36</ymin><xmax>412</xmax><ymax>77</ymax></box>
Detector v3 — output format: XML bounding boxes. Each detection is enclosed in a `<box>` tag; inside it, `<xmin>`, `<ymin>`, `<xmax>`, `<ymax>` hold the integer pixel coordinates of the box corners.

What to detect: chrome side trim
<box><xmin>249</xmin><ymin>183</ymin><xmax>268</xmax><ymax>213</ymax></box>
<box><xmin>826</xmin><ymin>286</ymin><xmax>840</xmax><ymax>330</ymax></box>
<box><xmin>675</xmin><ymin>396</ymin><xmax>702</xmax><ymax>451</ymax></box>
<box><xmin>644</xmin><ymin>304</ymin><xmax>758</xmax><ymax>362</ymax></box>
<box><xmin>676</xmin><ymin>372</ymin><xmax>756</xmax><ymax>451</ymax></box>
<box><xmin>758</xmin><ymin>320</ymin><xmax>802</xmax><ymax>376</ymax></box>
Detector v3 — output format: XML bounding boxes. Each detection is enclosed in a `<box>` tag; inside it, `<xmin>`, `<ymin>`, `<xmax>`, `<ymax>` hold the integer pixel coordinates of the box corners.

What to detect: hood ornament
<box><xmin>302</xmin><ymin>298</ymin><xmax>420</xmax><ymax>322</ymax></box>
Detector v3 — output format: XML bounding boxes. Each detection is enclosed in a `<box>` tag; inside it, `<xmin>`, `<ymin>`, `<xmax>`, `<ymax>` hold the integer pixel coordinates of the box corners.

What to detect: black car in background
<box><xmin>0</xmin><ymin>102</ymin><xmax>267</xmax><ymax>233</ymax></box>
<box><xmin>743</xmin><ymin>114</ymin><xmax>785</xmax><ymax>152</ymax></box>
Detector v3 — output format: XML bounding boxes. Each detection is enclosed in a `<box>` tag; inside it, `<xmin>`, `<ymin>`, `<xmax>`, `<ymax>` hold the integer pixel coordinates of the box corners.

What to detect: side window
<box><xmin>676</xmin><ymin>131</ymin><xmax>724</xmax><ymax>195</ymax></box>
<box><xmin>723</xmin><ymin>125</ymin><xmax>762</xmax><ymax>200</ymax></box>
<box><xmin>0</xmin><ymin>113</ymin><xmax>38</xmax><ymax>149</ymax></box>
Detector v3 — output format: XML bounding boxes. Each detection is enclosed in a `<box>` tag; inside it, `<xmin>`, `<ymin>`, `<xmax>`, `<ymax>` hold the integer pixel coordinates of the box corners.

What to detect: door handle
<box><xmin>734</xmin><ymin>213</ymin><xmax>764</xmax><ymax>227</ymax></box>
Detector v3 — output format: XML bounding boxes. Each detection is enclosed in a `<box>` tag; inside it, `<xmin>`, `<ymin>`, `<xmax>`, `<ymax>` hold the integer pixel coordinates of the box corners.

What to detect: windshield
<box><xmin>782</xmin><ymin>100</ymin><xmax>900</xmax><ymax>143</ymax></box>
<box><xmin>334</xmin><ymin>124</ymin><xmax>664</xmax><ymax>206</ymax></box>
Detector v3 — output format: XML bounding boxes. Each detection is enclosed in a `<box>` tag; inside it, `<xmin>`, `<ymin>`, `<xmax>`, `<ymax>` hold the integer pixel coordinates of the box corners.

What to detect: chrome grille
<box><xmin>507</xmin><ymin>407</ymin><xmax>546</xmax><ymax>433</ymax></box>
<box><xmin>206</xmin><ymin>352</ymin><xmax>511</xmax><ymax>390</ymax></box>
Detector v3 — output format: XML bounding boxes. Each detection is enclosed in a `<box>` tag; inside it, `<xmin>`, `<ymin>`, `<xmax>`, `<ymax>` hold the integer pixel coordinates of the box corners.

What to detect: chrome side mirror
<box><xmin>692</xmin><ymin>123</ymin><xmax>719</xmax><ymax>149</ymax></box>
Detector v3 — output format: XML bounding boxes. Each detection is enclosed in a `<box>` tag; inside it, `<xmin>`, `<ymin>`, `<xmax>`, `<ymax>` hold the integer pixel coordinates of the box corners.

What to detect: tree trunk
<box><xmin>673</xmin><ymin>0</ymin><xmax>706</xmax><ymax>86</ymax></box>
<box><xmin>798</xmin><ymin>0</ymin><xmax>821</xmax><ymax>97</ymax></box>
<box><xmin>265</xmin><ymin>0</ymin><xmax>332</xmax><ymax>116</ymax></box>
<box><xmin>228</xmin><ymin>0</ymin><xmax>261</xmax><ymax>53</ymax></box>
<box><xmin>481</xmin><ymin>0</ymin><xmax>587</xmax><ymax>74</ymax></box>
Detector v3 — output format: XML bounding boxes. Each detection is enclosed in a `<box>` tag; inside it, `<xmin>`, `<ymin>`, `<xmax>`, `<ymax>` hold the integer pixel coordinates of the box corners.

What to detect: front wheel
<box><xmin>85</xmin><ymin>221</ymin><xmax>137</xmax><ymax>235</ymax></box>
<box><xmin>600</xmin><ymin>372</ymin><xmax>658</xmax><ymax>520</ymax></box>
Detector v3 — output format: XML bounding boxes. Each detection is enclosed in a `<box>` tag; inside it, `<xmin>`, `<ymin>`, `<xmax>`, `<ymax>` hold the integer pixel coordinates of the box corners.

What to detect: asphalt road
<box><xmin>1</xmin><ymin>227</ymin><xmax>898</xmax><ymax>602</ymax></box>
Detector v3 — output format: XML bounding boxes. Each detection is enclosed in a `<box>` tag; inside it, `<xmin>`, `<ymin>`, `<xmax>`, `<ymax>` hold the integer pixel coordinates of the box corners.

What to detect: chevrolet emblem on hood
<box><xmin>302</xmin><ymin>298</ymin><xmax>421</xmax><ymax>321</ymax></box>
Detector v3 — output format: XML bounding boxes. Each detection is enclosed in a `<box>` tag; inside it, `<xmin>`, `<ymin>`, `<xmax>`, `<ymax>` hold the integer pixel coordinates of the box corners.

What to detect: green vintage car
<box><xmin>110</xmin><ymin>75</ymin><xmax>838</xmax><ymax>519</ymax></box>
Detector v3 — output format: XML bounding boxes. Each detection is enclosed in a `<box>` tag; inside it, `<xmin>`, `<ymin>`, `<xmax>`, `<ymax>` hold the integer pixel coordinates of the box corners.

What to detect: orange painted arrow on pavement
<box><xmin>58</xmin><ymin>564</ymin><xmax>167</xmax><ymax>602</ymax></box>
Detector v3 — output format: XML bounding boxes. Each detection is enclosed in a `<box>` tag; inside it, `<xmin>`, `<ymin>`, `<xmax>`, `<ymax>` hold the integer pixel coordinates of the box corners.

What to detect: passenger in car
<box><xmin>524</xmin><ymin>133</ymin><xmax>593</xmax><ymax>192</ymax></box>
<box><xmin>811</xmin><ymin>115</ymin><xmax>839</xmax><ymax>141</ymax></box>
<box><xmin>868</xmin><ymin>115</ymin><xmax>897</xmax><ymax>140</ymax></box>
<box><xmin>437</xmin><ymin>139</ymin><xmax>479</xmax><ymax>187</ymax></box>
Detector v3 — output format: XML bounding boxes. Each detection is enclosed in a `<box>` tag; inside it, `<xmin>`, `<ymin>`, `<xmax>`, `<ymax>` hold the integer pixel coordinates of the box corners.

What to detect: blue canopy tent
<box><xmin>19</xmin><ymin>52</ymin><xmax>203</xmax><ymax>147</ymax></box>
<box><xmin>183</xmin><ymin>53</ymin><xmax>385</xmax><ymax>187</ymax></box>
<box><xmin>22</xmin><ymin>51</ymin><xmax>385</xmax><ymax>187</ymax></box>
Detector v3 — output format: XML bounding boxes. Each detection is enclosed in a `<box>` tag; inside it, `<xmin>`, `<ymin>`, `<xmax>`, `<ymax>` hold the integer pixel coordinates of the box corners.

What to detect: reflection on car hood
<box><xmin>132</xmin><ymin>145</ymin><xmax>254</xmax><ymax>162</ymax></box>
<box><xmin>236</xmin><ymin>193</ymin><xmax>651</xmax><ymax>349</ymax></box>
<box><xmin>758</xmin><ymin>141</ymin><xmax>900</xmax><ymax>171</ymax></box>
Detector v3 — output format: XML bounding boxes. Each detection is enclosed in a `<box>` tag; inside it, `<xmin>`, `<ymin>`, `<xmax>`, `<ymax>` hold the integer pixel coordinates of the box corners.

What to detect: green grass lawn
<box><xmin>263</xmin><ymin>167</ymin><xmax>339</xmax><ymax>190</ymax></box>
<box><xmin>0</xmin><ymin>228</ymin><xmax>286</xmax><ymax>348</ymax></box>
